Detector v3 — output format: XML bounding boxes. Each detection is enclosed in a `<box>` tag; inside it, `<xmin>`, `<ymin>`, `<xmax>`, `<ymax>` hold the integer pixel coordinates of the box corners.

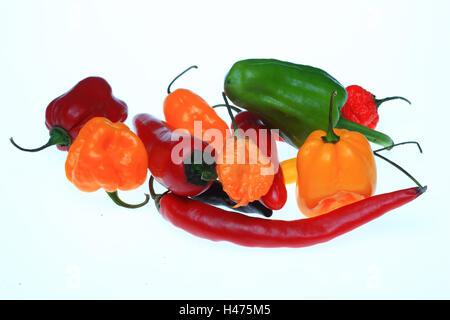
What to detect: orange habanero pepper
<box><xmin>216</xmin><ymin>94</ymin><xmax>274</xmax><ymax>207</ymax></box>
<box><xmin>296</xmin><ymin>92</ymin><xmax>377</xmax><ymax>217</ymax></box>
<box><xmin>65</xmin><ymin>117</ymin><xmax>149</xmax><ymax>209</ymax></box>
<box><xmin>163</xmin><ymin>66</ymin><xmax>231</xmax><ymax>151</ymax></box>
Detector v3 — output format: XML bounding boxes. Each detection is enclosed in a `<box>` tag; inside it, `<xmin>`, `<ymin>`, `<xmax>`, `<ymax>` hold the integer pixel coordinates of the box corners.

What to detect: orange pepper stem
<box><xmin>167</xmin><ymin>65</ymin><xmax>198</xmax><ymax>94</ymax></box>
<box><xmin>373</xmin><ymin>141</ymin><xmax>424</xmax><ymax>189</ymax></box>
<box><xmin>10</xmin><ymin>126</ymin><xmax>71</xmax><ymax>152</ymax></box>
<box><xmin>374</xmin><ymin>95</ymin><xmax>411</xmax><ymax>109</ymax></box>
<box><xmin>321</xmin><ymin>91</ymin><xmax>340</xmax><ymax>144</ymax></box>
<box><xmin>106</xmin><ymin>190</ymin><xmax>150</xmax><ymax>209</ymax></box>
<box><xmin>222</xmin><ymin>92</ymin><xmax>243</xmax><ymax>138</ymax></box>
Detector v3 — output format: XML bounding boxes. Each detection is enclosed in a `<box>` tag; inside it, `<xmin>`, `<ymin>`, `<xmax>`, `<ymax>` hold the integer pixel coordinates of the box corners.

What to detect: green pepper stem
<box><xmin>106</xmin><ymin>190</ymin><xmax>150</xmax><ymax>209</ymax></box>
<box><xmin>373</xmin><ymin>141</ymin><xmax>422</xmax><ymax>154</ymax></box>
<box><xmin>211</xmin><ymin>104</ymin><xmax>242</xmax><ymax>113</ymax></box>
<box><xmin>375</xmin><ymin>95</ymin><xmax>411</xmax><ymax>109</ymax></box>
<box><xmin>148</xmin><ymin>176</ymin><xmax>168</xmax><ymax>211</ymax></box>
<box><xmin>222</xmin><ymin>92</ymin><xmax>242</xmax><ymax>137</ymax></box>
<box><xmin>167</xmin><ymin>65</ymin><xmax>198</xmax><ymax>94</ymax></box>
<box><xmin>321</xmin><ymin>91</ymin><xmax>340</xmax><ymax>143</ymax></box>
<box><xmin>10</xmin><ymin>126</ymin><xmax>71</xmax><ymax>152</ymax></box>
<box><xmin>336</xmin><ymin>117</ymin><xmax>394</xmax><ymax>147</ymax></box>
<box><xmin>373</xmin><ymin>141</ymin><xmax>424</xmax><ymax>189</ymax></box>
<box><xmin>148</xmin><ymin>176</ymin><xmax>159</xmax><ymax>200</ymax></box>
<box><xmin>184</xmin><ymin>149</ymin><xmax>217</xmax><ymax>186</ymax></box>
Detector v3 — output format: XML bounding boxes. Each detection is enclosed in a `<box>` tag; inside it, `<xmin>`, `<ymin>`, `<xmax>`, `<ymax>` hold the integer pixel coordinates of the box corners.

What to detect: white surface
<box><xmin>0</xmin><ymin>0</ymin><xmax>448</xmax><ymax>299</ymax></box>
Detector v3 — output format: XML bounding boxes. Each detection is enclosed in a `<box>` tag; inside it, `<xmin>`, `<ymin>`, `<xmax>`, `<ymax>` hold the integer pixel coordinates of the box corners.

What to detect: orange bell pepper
<box><xmin>296</xmin><ymin>92</ymin><xmax>377</xmax><ymax>217</ymax></box>
<box><xmin>65</xmin><ymin>117</ymin><xmax>149</xmax><ymax>208</ymax></box>
<box><xmin>163</xmin><ymin>66</ymin><xmax>231</xmax><ymax>151</ymax></box>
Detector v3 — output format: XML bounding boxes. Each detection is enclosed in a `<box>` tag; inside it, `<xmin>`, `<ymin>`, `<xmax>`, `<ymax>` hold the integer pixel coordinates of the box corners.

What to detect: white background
<box><xmin>1</xmin><ymin>0</ymin><xmax>448</xmax><ymax>299</ymax></box>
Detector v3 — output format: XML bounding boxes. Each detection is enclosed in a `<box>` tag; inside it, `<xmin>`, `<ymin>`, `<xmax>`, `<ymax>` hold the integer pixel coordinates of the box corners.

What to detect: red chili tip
<box><xmin>417</xmin><ymin>185</ymin><xmax>427</xmax><ymax>195</ymax></box>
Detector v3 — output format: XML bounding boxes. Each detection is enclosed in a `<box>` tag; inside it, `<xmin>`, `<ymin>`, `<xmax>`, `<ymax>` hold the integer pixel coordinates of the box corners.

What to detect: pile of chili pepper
<box><xmin>10</xmin><ymin>58</ymin><xmax>426</xmax><ymax>248</ymax></box>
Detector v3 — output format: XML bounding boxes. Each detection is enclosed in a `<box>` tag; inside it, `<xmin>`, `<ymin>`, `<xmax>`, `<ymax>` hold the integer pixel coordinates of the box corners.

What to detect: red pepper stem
<box><xmin>373</xmin><ymin>141</ymin><xmax>424</xmax><ymax>189</ymax></box>
<box><xmin>222</xmin><ymin>92</ymin><xmax>242</xmax><ymax>137</ymax></box>
<box><xmin>10</xmin><ymin>126</ymin><xmax>71</xmax><ymax>152</ymax></box>
<box><xmin>374</xmin><ymin>96</ymin><xmax>411</xmax><ymax>109</ymax></box>
<box><xmin>167</xmin><ymin>65</ymin><xmax>198</xmax><ymax>94</ymax></box>
<box><xmin>148</xmin><ymin>176</ymin><xmax>168</xmax><ymax>211</ymax></box>
<box><xmin>321</xmin><ymin>91</ymin><xmax>340</xmax><ymax>143</ymax></box>
<box><xmin>148</xmin><ymin>176</ymin><xmax>160</xmax><ymax>199</ymax></box>
<box><xmin>106</xmin><ymin>190</ymin><xmax>150</xmax><ymax>209</ymax></box>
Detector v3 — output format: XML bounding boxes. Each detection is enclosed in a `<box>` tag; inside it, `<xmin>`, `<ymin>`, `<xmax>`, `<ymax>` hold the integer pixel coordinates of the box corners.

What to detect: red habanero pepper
<box><xmin>150</xmin><ymin>175</ymin><xmax>426</xmax><ymax>248</ymax></box>
<box><xmin>233</xmin><ymin>111</ymin><xmax>287</xmax><ymax>210</ymax></box>
<box><xmin>133</xmin><ymin>113</ymin><xmax>217</xmax><ymax>197</ymax></box>
<box><xmin>10</xmin><ymin>77</ymin><xmax>128</xmax><ymax>152</ymax></box>
<box><xmin>341</xmin><ymin>85</ymin><xmax>411</xmax><ymax>130</ymax></box>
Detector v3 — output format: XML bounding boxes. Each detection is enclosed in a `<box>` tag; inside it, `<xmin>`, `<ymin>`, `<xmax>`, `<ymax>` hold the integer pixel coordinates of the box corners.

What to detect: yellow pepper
<box><xmin>296</xmin><ymin>92</ymin><xmax>377</xmax><ymax>217</ymax></box>
<box><xmin>280</xmin><ymin>158</ymin><xmax>297</xmax><ymax>185</ymax></box>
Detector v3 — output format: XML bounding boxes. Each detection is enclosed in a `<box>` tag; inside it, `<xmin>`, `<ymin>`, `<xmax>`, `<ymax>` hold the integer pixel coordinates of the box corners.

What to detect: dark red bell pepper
<box><xmin>10</xmin><ymin>77</ymin><xmax>128</xmax><ymax>152</ymax></box>
<box><xmin>233</xmin><ymin>111</ymin><xmax>287</xmax><ymax>210</ymax></box>
<box><xmin>133</xmin><ymin>113</ymin><xmax>217</xmax><ymax>197</ymax></box>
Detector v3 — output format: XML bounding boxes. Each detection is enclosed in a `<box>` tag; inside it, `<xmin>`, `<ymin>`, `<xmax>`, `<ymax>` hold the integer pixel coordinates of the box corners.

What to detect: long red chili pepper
<box><xmin>150</xmin><ymin>176</ymin><xmax>426</xmax><ymax>248</ymax></box>
<box><xmin>10</xmin><ymin>77</ymin><xmax>128</xmax><ymax>152</ymax></box>
<box><xmin>133</xmin><ymin>113</ymin><xmax>217</xmax><ymax>197</ymax></box>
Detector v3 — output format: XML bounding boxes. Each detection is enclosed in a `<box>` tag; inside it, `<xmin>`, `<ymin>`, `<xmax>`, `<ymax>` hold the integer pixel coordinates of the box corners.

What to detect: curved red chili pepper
<box><xmin>233</xmin><ymin>111</ymin><xmax>287</xmax><ymax>210</ymax></box>
<box><xmin>10</xmin><ymin>77</ymin><xmax>128</xmax><ymax>152</ymax></box>
<box><xmin>153</xmin><ymin>181</ymin><xmax>425</xmax><ymax>248</ymax></box>
<box><xmin>133</xmin><ymin>113</ymin><xmax>216</xmax><ymax>197</ymax></box>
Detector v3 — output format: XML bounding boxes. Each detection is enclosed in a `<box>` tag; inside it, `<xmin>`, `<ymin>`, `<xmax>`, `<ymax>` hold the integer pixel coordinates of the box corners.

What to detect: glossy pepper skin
<box><xmin>224</xmin><ymin>59</ymin><xmax>394</xmax><ymax>148</ymax></box>
<box><xmin>65</xmin><ymin>117</ymin><xmax>148</xmax><ymax>192</ymax></box>
<box><xmin>164</xmin><ymin>88</ymin><xmax>231</xmax><ymax>151</ymax></box>
<box><xmin>133</xmin><ymin>113</ymin><xmax>216</xmax><ymax>197</ymax></box>
<box><xmin>296</xmin><ymin>128</ymin><xmax>377</xmax><ymax>217</ymax></box>
<box><xmin>280</xmin><ymin>158</ymin><xmax>297</xmax><ymax>185</ymax></box>
<box><xmin>191</xmin><ymin>181</ymin><xmax>272</xmax><ymax>217</ymax></box>
<box><xmin>341</xmin><ymin>85</ymin><xmax>411</xmax><ymax>130</ymax></box>
<box><xmin>154</xmin><ymin>181</ymin><xmax>425</xmax><ymax>248</ymax></box>
<box><xmin>11</xmin><ymin>77</ymin><xmax>128</xmax><ymax>152</ymax></box>
<box><xmin>233</xmin><ymin>111</ymin><xmax>287</xmax><ymax>210</ymax></box>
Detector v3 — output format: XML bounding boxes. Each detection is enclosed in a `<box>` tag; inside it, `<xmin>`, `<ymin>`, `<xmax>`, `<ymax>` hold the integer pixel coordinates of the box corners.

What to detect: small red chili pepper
<box><xmin>10</xmin><ymin>77</ymin><xmax>128</xmax><ymax>152</ymax></box>
<box><xmin>233</xmin><ymin>111</ymin><xmax>287</xmax><ymax>210</ymax></box>
<box><xmin>133</xmin><ymin>113</ymin><xmax>217</xmax><ymax>197</ymax></box>
<box><xmin>341</xmin><ymin>85</ymin><xmax>411</xmax><ymax>129</ymax></box>
<box><xmin>150</xmin><ymin>176</ymin><xmax>426</xmax><ymax>248</ymax></box>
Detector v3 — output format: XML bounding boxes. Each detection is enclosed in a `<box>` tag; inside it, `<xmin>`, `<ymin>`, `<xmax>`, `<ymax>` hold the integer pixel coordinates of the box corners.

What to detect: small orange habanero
<box><xmin>65</xmin><ymin>117</ymin><xmax>149</xmax><ymax>208</ymax></box>
<box><xmin>216</xmin><ymin>94</ymin><xmax>274</xmax><ymax>207</ymax></box>
<box><xmin>296</xmin><ymin>92</ymin><xmax>377</xmax><ymax>217</ymax></box>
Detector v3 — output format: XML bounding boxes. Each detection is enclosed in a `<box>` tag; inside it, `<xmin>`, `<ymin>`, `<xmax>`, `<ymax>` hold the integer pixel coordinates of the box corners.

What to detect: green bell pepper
<box><xmin>224</xmin><ymin>58</ymin><xmax>394</xmax><ymax>148</ymax></box>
